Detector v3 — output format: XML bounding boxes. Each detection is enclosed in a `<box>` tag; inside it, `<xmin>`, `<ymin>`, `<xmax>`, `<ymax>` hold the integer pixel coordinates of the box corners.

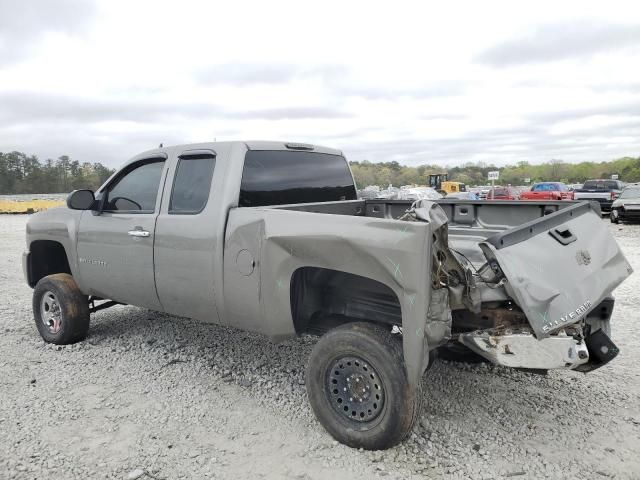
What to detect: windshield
<box><xmin>532</xmin><ymin>183</ymin><xmax>560</xmax><ymax>192</ymax></box>
<box><xmin>619</xmin><ymin>188</ymin><xmax>640</xmax><ymax>199</ymax></box>
<box><xmin>583</xmin><ymin>180</ymin><xmax>619</xmax><ymax>190</ymax></box>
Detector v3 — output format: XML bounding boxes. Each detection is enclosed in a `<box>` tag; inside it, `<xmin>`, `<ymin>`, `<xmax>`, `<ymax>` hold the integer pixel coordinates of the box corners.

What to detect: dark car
<box><xmin>610</xmin><ymin>186</ymin><xmax>640</xmax><ymax>223</ymax></box>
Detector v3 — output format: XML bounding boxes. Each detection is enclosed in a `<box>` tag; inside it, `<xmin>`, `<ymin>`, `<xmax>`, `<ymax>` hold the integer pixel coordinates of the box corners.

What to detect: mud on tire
<box><xmin>306</xmin><ymin>322</ymin><xmax>422</xmax><ymax>450</ymax></box>
<box><xmin>33</xmin><ymin>273</ymin><xmax>90</xmax><ymax>344</ymax></box>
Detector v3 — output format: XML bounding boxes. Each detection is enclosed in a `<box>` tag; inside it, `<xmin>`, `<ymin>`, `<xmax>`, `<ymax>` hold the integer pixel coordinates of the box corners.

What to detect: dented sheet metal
<box><xmin>223</xmin><ymin>198</ymin><xmax>632</xmax><ymax>386</ymax></box>
<box><xmin>224</xmin><ymin>206</ymin><xmax>435</xmax><ymax>387</ymax></box>
<box><xmin>480</xmin><ymin>204</ymin><xmax>633</xmax><ymax>338</ymax></box>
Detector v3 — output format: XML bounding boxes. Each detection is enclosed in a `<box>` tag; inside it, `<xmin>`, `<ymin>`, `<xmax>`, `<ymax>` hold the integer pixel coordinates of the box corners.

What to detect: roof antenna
<box><xmin>159</xmin><ymin>143</ymin><xmax>163</xmax><ymax>148</ymax></box>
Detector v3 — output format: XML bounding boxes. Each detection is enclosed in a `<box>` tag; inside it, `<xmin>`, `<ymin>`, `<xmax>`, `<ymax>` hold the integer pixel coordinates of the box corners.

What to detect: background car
<box><xmin>574</xmin><ymin>179</ymin><xmax>625</xmax><ymax>212</ymax></box>
<box><xmin>487</xmin><ymin>186</ymin><xmax>520</xmax><ymax>200</ymax></box>
<box><xmin>476</xmin><ymin>186</ymin><xmax>493</xmax><ymax>199</ymax></box>
<box><xmin>446</xmin><ymin>191</ymin><xmax>479</xmax><ymax>200</ymax></box>
<box><xmin>610</xmin><ymin>186</ymin><xmax>640</xmax><ymax>223</ymax></box>
<box><xmin>396</xmin><ymin>187</ymin><xmax>442</xmax><ymax>201</ymax></box>
<box><xmin>520</xmin><ymin>182</ymin><xmax>573</xmax><ymax>200</ymax></box>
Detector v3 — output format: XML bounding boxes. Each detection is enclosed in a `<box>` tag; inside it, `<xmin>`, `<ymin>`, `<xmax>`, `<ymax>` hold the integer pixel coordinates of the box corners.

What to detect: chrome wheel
<box><xmin>326</xmin><ymin>356</ymin><xmax>385</xmax><ymax>422</ymax></box>
<box><xmin>40</xmin><ymin>290</ymin><xmax>62</xmax><ymax>334</ymax></box>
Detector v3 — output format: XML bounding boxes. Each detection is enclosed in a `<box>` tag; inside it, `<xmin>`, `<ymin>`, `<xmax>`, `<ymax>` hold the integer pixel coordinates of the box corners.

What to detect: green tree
<box><xmin>0</xmin><ymin>151</ymin><xmax>116</xmax><ymax>194</ymax></box>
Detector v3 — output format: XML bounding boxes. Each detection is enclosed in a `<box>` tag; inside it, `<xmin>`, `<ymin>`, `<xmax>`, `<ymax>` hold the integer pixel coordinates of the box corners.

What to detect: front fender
<box><xmin>25</xmin><ymin>207</ymin><xmax>83</xmax><ymax>283</ymax></box>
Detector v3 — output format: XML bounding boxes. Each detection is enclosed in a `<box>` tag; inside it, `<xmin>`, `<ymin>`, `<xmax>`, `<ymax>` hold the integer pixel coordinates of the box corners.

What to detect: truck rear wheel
<box><xmin>33</xmin><ymin>274</ymin><xmax>90</xmax><ymax>344</ymax></box>
<box><xmin>306</xmin><ymin>322</ymin><xmax>421</xmax><ymax>450</ymax></box>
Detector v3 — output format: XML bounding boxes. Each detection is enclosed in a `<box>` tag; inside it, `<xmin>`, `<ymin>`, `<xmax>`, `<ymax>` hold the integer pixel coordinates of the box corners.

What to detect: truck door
<box><xmin>76</xmin><ymin>156</ymin><xmax>167</xmax><ymax>309</ymax></box>
<box><xmin>153</xmin><ymin>150</ymin><xmax>221</xmax><ymax>323</ymax></box>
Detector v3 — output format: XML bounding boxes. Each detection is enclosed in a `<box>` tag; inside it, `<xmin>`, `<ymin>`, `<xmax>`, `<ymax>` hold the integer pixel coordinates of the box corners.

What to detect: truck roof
<box><xmin>126</xmin><ymin>141</ymin><xmax>343</xmax><ymax>165</ymax></box>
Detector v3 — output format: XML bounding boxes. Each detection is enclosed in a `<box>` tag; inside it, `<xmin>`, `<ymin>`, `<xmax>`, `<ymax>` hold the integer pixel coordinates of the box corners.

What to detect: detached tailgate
<box><xmin>480</xmin><ymin>203</ymin><xmax>632</xmax><ymax>338</ymax></box>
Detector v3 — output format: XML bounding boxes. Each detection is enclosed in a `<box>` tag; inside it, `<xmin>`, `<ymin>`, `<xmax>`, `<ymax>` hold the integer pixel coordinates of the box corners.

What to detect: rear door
<box><xmin>479</xmin><ymin>203</ymin><xmax>633</xmax><ymax>338</ymax></box>
<box><xmin>153</xmin><ymin>149</ymin><xmax>221</xmax><ymax>323</ymax></box>
<box><xmin>77</xmin><ymin>156</ymin><xmax>167</xmax><ymax>309</ymax></box>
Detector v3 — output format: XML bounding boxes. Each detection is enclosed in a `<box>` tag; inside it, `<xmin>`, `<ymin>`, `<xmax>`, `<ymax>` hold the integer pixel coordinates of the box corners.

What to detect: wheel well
<box><xmin>28</xmin><ymin>241</ymin><xmax>71</xmax><ymax>287</ymax></box>
<box><xmin>290</xmin><ymin>267</ymin><xmax>401</xmax><ymax>335</ymax></box>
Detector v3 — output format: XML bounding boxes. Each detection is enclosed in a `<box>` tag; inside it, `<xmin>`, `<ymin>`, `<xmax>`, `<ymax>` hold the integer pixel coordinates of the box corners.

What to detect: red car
<box><xmin>487</xmin><ymin>186</ymin><xmax>519</xmax><ymax>200</ymax></box>
<box><xmin>520</xmin><ymin>182</ymin><xmax>574</xmax><ymax>201</ymax></box>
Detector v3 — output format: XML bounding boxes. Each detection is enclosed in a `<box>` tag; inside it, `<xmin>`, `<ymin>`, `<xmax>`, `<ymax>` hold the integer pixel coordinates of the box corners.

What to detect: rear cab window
<box><xmin>169</xmin><ymin>153</ymin><xmax>216</xmax><ymax>214</ymax></box>
<box><xmin>239</xmin><ymin>150</ymin><xmax>357</xmax><ymax>207</ymax></box>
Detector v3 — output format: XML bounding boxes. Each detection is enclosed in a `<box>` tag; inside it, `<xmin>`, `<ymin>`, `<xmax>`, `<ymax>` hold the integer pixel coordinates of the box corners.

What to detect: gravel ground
<box><xmin>1</xmin><ymin>214</ymin><xmax>639</xmax><ymax>480</ymax></box>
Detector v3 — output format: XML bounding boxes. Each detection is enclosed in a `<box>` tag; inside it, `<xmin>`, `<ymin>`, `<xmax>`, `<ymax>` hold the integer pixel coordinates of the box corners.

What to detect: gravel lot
<box><xmin>1</xmin><ymin>214</ymin><xmax>639</xmax><ymax>480</ymax></box>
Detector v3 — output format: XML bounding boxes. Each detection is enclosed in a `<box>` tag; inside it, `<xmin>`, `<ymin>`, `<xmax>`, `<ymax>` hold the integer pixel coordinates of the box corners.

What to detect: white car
<box><xmin>396</xmin><ymin>187</ymin><xmax>442</xmax><ymax>201</ymax></box>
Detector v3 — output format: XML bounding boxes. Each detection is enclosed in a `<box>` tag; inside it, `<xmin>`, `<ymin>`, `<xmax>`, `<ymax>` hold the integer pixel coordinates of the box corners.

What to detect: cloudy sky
<box><xmin>1</xmin><ymin>0</ymin><xmax>640</xmax><ymax>168</ymax></box>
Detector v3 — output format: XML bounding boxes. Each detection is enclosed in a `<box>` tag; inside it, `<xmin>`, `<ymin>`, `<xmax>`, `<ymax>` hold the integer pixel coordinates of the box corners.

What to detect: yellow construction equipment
<box><xmin>427</xmin><ymin>174</ymin><xmax>466</xmax><ymax>194</ymax></box>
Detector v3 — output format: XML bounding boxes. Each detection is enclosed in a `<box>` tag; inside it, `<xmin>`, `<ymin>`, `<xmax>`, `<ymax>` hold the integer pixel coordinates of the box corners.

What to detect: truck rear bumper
<box><xmin>458</xmin><ymin>326</ymin><xmax>619</xmax><ymax>372</ymax></box>
<box><xmin>578</xmin><ymin>198</ymin><xmax>612</xmax><ymax>211</ymax></box>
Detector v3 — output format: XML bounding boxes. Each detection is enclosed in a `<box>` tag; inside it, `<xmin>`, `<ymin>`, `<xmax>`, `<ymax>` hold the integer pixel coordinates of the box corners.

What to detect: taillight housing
<box><xmin>611</xmin><ymin>191</ymin><xmax>618</xmax><ymax>200</ymax></box>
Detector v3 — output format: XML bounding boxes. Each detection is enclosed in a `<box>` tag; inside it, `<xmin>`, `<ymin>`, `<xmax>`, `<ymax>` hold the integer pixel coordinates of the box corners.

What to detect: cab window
<box><xmin>103</xmin><ymin>160</ymin><xmax>165</xmax><ymax>212</ymax></box>
<box><xmin>169</xmin><ymin>155</ymin><xmax>216</xmax><ymax>214</ymax></box>
<box><xmin>239</xmin><ymin>150</ymin><xmax>356</xmax><ymax>207</ymax></box>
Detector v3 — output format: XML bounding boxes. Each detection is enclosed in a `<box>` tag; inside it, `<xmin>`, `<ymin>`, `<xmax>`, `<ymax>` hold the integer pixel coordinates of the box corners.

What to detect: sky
<box><xmin>1</xmin><ymin>0</ymin><xmax>640</xmax><ymax>168</ymax></box>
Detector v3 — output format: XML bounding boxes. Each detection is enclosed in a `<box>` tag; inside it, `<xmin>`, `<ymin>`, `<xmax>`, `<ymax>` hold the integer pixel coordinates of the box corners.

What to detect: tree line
<box><xmin>350</xmin><ymin>156</ymin><xmax>640</xmax><ymax>188</ymax></box>
<box><xmin>2</xmin><ymin>150</ymin><xmax>639</xmax><ymax>194</ymax></box>
<box><xmin>0</xmin><ymin>152</ymin><xmax>115</xmax><ymax>194</ymax></box>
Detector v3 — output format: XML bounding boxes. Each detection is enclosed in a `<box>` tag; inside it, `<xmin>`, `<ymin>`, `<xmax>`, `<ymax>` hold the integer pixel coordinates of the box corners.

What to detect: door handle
<box><xmin>128</xmin><ymin>229</ymin><xmax>150</xmax><ymax>238</ymax></box>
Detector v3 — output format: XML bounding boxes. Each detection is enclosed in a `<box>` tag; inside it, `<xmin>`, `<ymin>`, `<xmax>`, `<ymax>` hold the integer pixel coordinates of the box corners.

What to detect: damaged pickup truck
<box><xmin>23</xmin><ymin>141</ymin><xmax>633</xmax><ymax>450</ymax></box>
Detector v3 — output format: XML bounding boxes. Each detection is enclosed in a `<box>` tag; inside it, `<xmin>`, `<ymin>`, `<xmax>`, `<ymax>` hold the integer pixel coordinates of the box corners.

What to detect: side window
<box><xmin>104</xmin><ymin>160</ymin><xmax>165</xmax><ymax>212</ymax></box>
<box><xmin>169</xmin><ymin>155</ymin><xmax>216</xmax><ymax>214</ymax></box>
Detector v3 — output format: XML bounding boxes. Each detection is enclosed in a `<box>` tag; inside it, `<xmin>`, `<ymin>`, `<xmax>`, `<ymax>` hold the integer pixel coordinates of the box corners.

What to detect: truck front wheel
<box><xmin>33</xmin><ymin>274</ymin><xmax>90</xmax><ymax>344</ymax></box>
<box><xmin>306</xmin><ymin>322</ymin><xmax>421</xmax><ymax>450</ymax></box>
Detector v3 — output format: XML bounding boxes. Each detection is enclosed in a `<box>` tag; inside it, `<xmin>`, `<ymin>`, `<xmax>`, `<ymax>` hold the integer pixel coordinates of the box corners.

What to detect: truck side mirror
<box><xmin>67</xmin><ymin>190</ymin><xmax>95</xmax><ymax>210</ymax></box>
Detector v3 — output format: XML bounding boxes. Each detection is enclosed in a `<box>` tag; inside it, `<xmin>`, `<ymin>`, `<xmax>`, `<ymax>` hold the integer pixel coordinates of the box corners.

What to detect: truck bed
<box><xmin>273</xmin><ymin>199</ymin><xmax>580</xmax><ymax>266</ymax></box>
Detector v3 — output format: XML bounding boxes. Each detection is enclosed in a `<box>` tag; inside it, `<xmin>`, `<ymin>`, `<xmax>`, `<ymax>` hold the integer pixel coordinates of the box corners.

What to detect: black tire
<box><xmin>306</xmin><ymin>322</ymin><xmax>421</xmax><ymax>450</ymax></box>
<box><xmin>33</xmin><ymin>273</ymin><xmax>90</xmax><ymax>344</ymax></box>
<box><xmin>610</xmin><ymin>212</ymin><xmax>619</xmax><ymax>224</ymax></box>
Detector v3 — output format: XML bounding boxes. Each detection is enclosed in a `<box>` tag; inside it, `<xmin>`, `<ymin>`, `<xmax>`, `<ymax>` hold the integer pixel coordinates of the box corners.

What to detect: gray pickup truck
<box><xmin>573</xmin><ymin>179</ymin><xmax>626</xmax><ymax>212</ymax></box>
<box><xmin>23</xmin><ymin>141</ymin><xmax>632</xmax><ymax>450</ymax></box>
